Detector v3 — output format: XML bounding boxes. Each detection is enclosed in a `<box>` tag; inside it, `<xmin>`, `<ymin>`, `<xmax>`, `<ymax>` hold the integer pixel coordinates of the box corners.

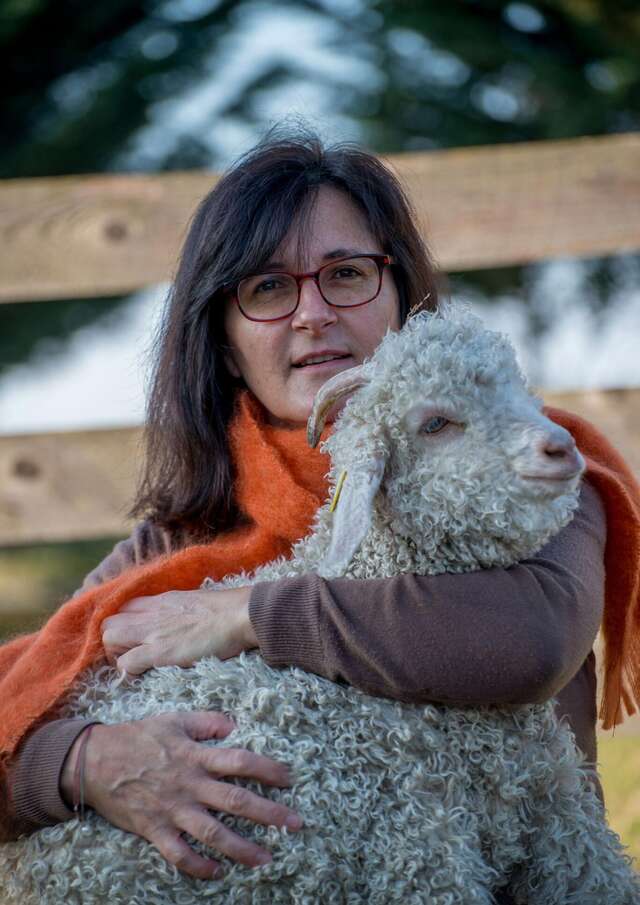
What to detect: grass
<box><xmin>0</xmin><ymin>537</ymin><xmax>121</xmax><ymax>639</ymax></box>
<box><xmin>598</xmin><ymin>736</ymin><xmax>640</xmax><ymax>867</ymax></box>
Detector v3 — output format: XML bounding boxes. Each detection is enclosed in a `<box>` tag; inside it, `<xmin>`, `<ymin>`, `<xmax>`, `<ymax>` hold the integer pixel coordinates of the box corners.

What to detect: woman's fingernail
<box><xmin>256</xmin><ymin>852</ymin><xmax>272</xmax><ymax>866</ymax></box>
<box><xmin>285</xmin><ymin>814</ymin><xmax>303</xmax><ymax>830</ymax></box>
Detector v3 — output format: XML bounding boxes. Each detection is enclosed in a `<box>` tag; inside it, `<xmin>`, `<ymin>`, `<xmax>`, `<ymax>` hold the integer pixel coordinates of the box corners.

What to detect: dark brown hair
<box><xmin>131</xmin><ymin>126</ymin><xmax>441</xmax><ymax>537</ymax></box>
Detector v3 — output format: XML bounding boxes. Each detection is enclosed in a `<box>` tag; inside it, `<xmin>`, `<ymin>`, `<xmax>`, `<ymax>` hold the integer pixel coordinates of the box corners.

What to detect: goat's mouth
<box><xmin>519</xmin><ymin>472</ymin><xmax>580</xmax><ymax>482</ymax></box>
<box><xmin>517</xmin><ymin>471</ymin><xmax>583</xmax><ymax>493</ymax></box>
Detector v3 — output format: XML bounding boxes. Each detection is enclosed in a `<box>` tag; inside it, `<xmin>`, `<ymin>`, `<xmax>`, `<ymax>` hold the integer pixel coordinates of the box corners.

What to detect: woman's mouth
<box><xmin>292</xmin><ymin>353</ymin><xmax>353</xmax><ymax>370</ymax></box>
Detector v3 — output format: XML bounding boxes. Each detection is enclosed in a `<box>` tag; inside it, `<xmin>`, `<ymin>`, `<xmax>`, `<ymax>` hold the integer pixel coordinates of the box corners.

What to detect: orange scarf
<box><xmin>0</xmin><ymin>393</ymin><xmax>638</xmax><ymax>763</ymax></box>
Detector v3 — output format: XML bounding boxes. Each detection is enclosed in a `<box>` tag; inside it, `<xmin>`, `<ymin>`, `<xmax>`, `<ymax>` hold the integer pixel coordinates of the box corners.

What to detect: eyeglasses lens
<box><xmin>238</xmin><ymin>257</ymin><xmax>380</xmax><ymax>321</ymax></box>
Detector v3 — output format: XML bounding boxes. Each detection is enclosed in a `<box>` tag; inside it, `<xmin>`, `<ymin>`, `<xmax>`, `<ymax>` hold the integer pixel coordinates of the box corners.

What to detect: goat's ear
<box><xmin>318</xmin><ymin>456</ymin><xmax>385</xmax><ymax>578</ymax></box>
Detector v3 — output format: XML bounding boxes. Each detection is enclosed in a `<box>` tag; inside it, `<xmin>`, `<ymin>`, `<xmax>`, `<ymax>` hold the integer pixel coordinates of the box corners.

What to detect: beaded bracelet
<box><xmin>72</xmin><ymin>724</ymin><xmax>95</xmax><ymax>822</ymax></box>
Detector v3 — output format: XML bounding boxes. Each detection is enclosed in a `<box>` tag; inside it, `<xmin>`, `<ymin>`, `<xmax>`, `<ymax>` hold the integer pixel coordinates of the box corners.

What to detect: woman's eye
<box><xmin>254</xmin><ymin>278</ymin><xmax>283</xmax><ymax>295</ymax></box>
<box><xmin>331</xmin><ymin>266</ymin><xmax>360</xmax><ymax>280</ymax></box>
<box><xmin>421</xmin><ymin>415</ymin><xmax>450</xmax><ymax>434</ymax></box>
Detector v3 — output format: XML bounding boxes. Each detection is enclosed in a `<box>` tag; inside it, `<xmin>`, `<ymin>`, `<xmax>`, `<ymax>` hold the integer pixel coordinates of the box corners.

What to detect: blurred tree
<box><xmin>2</xmin><ymin>0</ymin><xmax>638</xmax><ymax>179</ymax></box>
<box><xmin>2</xmin><ymin>0</ymin><xmax>639</xmax><ymax>367</ymax></box>
<box><xmin>367</xmin><ymin>0</ymin><xmax>640</xmax><ymax>152</ymax></box>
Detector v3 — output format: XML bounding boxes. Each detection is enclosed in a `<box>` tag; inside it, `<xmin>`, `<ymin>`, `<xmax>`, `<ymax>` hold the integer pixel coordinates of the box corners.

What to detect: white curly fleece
<box><xmin>1</xmin><ymin>309</ymin><xmax>637</xmax><ymax>905</ymax></box>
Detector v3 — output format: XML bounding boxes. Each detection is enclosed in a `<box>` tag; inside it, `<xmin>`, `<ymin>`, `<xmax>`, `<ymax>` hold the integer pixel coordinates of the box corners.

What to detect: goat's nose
<box><xmin>533</xmin><ymin>429</ymin><xmax>583</xmax><ymax>478</ymax></box>
<box><xmin>540</xmin><ymin>432</ymin><xmax>576</xmax><ymax>461</ymax></box>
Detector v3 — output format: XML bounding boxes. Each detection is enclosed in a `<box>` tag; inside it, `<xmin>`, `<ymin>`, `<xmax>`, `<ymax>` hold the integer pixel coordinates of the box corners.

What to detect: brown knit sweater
<box><xmin>5</xmin><ymin>480</ymin><xmax>605</xmax><ymax>840</ymax></box>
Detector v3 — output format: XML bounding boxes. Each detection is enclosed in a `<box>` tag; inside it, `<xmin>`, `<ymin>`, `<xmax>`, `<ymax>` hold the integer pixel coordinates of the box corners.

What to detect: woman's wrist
<box><xmin>60</xmin><ymin>723</ymin><xmax>100</xmax><ymax>810</ymax></box>
<box><xmin>241</xmin><ymin>587</ymin><xmax>259</xmax><ymax>650</ymax></box>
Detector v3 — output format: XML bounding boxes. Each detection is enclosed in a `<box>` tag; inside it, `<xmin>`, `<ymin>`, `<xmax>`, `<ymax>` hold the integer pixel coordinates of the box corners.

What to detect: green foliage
<box><xmin>0</xmin><ymin>537</ymin><xmax>123</xmax><ymax>640</ymax></box>
<box><xmin>2</xmin><ymin>0</ymin><xmax>639</xmax><ymax>179</ymax></box>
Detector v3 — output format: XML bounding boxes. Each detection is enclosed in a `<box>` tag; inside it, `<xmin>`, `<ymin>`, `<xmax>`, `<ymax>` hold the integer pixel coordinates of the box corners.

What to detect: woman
<box><xmin>1</xmin><ymin>130</ymin><xmax>625</xmax><ymax>890</ymax></box>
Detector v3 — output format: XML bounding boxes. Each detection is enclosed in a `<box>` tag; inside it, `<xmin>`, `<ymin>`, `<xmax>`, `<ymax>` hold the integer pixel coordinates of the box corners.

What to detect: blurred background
<box><xmin>1</xmin><ymin>0</ymin><xmax>639</xmax><ymax>856</ymax></box>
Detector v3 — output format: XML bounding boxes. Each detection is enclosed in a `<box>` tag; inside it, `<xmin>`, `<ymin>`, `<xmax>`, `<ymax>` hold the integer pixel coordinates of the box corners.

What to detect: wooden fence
<box><xmin>1</xmin><ymin>132</ymin><xmax>639</xmax><ymax>546</ymax></box>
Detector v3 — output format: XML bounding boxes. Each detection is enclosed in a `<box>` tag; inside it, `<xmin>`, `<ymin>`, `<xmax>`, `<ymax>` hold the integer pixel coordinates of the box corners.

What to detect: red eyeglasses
<box><xmin>233</xmin><ymin>254</ymin><xmax>395</xmax><ymax>322</ymax></box>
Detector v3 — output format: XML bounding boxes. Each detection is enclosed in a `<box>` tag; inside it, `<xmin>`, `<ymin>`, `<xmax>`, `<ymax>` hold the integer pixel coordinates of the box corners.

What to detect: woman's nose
<box><xmin>291</xmin><ymin>277</ymin><xmax>338</xmax><ymax>331</ymax></box>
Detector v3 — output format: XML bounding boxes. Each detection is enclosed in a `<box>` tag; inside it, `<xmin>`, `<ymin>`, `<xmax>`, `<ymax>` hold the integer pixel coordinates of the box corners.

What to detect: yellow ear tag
<box><xmin>329</xmin><ymin>470</ymin><xmax>348</xmax><ymax>513</ymax></box>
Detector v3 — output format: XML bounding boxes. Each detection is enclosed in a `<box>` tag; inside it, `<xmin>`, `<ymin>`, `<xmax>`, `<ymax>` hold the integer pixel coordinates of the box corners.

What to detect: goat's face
<box><xmin>312</xmin><ymin>311</ymin><xmax>585</xmax><ymax>574</ymax></box>
<box><xmin>387</xmin><ymin>341</ymin><xmax>584</xmax><ymax>568</ymax></box>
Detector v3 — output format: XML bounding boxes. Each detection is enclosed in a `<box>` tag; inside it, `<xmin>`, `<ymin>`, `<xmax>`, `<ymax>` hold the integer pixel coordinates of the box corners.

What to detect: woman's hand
<box><xmin>60</xmin><ymin>712</ymin><xmax>302</xmax><ymax>879</ymax></box>
<box><xmin>101</xmin><ymin>587</ymin><xmax>258</xmax><ymax>675</ymax></box>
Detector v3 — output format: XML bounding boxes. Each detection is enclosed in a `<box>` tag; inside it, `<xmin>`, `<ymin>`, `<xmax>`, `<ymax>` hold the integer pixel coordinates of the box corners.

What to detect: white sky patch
<box><xmin>0</xmin><ymin>288</ymin><xmax>166</xmax><ymax>435</ymax></box>
<box><xmin>472</xmin><ymin>83</ymin><xmax>521</xmax><ymax>121</ymax></box>
<box><xmin>463</xmin><ymin>258</ymin><xmax>640</xmax><ymax>391</ymax></box>
<box><xmin>503</xmin><ymin>3</ymin><xmax>546</xmax><ymax>34</ymax></box>
<box><xmin>159</xmin><ymin>0</ymin><xmax>223</xmax><ymax>23</ymax></box>
<box><xmin>387</xmin><ymin>28</ymin><xmax>470</xmax><ymax>88</ymax></box>
<box><xmin>115</xmin><ymin>4</ymin><xmax>380</xmax><ymax>169</ymax></box>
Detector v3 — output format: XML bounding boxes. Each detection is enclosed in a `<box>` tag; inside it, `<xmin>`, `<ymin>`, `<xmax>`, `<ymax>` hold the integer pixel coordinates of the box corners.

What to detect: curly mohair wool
<box><xmin>1</xmin><ymin>309</ymin><xmax>638</xmax><ymax>905</ymax></box>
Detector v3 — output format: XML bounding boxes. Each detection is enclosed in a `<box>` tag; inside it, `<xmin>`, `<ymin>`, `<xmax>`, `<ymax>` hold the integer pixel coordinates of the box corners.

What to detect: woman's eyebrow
<box><xmin>265</xmin><ymin>248</ymin><xmax>366</xmax><ymax>269</ymax></box>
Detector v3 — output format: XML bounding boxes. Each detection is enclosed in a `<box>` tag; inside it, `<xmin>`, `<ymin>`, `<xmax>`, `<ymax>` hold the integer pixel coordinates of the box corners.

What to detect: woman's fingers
<box><xmin>179</xmin><ymin>808</ymin><xmax>274</xmax><ymax>868</ymax></box>
<box><xmin>101</xmin><ymin>588</ymin><xmax>254</xmax><ymax>670</ymax></box>
<box><xmin>199</xmin><ymin>779</ymin><xmax>303</xmax><ymax>831</ymax></box>
<box><xmin>75</xmin><ymin>713</ymin><xmax>300</xmax><ymax>879</ymax></box>
<box><xmin>115</xmin><ymin>643</ymin><xmax>161</xmax><ymax>675</ymax></box>
<box><xmin>102</xmin><ymin>613</ymin><xmax>153</xmax><ymax>657</ymax></box>
<box><xmin>198</xmin><ymin>745</ymin><xmax>293</xmax><ymax>787</ymax></box>
<box><xmin>101</xmin><ymin>595</ymin><xmax>181</xmax><ymax>653</ymax></box>
<box><xmin>177</xmin><ymin>710</ymin><xmax>237</xmax><ymax>741</ymax></box>
<box><xmin>150</xmin><ymin>825</ymin><xmax>223</xmax><ymax>880</ymax></box>
<box><xmin>118</xmin><ymin>595</ymin><xmax>167</xmax><ymax>613</ymax></box>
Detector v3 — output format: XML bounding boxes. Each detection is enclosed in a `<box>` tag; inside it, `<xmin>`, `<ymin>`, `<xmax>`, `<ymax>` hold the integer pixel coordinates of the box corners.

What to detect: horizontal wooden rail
<box><xmin>0</xmin><ymin>387</ymin><xmax>638</xmax><ymax>546</ymax></box>
<box><xmin>0</xmin><ymin>427</ymin><xmax>142</xmax><ymax>545</ymax></box>
<box><xmin>1</xmin><ymin>133</ymin><xmax>639</xmax><ymax>303</ymax></box>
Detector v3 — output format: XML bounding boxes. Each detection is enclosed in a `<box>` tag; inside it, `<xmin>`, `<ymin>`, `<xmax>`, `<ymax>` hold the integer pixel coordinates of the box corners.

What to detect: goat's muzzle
<box><xmin>517</xmin><ymin>424</ymin><xmax>585</xmax><ymax>482</ymax></box>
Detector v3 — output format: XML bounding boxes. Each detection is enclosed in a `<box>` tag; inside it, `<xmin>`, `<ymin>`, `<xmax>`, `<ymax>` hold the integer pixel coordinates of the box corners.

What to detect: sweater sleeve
<box><xmin>76</xmin><ymin>519</ymin><xmax>180</xmax><ymax>592</ymax></box>
<box><xmin>249</xmin><ymin>480</ymin><xmax>606</xmax><ymax>750</ymax></box>
<box><xmin>3</xmin><ymin>520</ymin><xmax>180</xmax><ymax>840</ymax></box>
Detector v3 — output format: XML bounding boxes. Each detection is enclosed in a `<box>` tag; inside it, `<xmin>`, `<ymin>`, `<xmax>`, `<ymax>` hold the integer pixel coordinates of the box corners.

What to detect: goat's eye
<box><xmin>421</xmin><ymin>415</ymin><xmax>450</xmax><ymax>434</ymax></box>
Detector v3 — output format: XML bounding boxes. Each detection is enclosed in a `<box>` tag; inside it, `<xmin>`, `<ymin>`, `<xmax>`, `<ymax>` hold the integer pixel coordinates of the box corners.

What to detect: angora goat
<box><xmin>1</xmin><ymin>309</ymin><xmax>638</xmax><ymax>905</ymax></box>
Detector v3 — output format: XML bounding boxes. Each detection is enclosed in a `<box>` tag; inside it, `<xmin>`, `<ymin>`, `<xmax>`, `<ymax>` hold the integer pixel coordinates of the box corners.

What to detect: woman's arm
<box><xmin>6</xmin><ymin>480</ymin><xmax>604</xmax><ymax>838</ymax></box>
<box><xmin>99</xmin><ymin>481</ymin><xmax>605</xmax><ymax>708</ymax></box>
<box><xmin>97</xmin><ymin>481</ymin><xmax>604</xmax><ymax>715</ymax></box>
<box><xmin>1</xmin><ymin>720</ymin><xmax>93</xmax><ymax>841</ymax></box>
<box><xmin>250</xmin><ymin>480</ymin><xmax>605</xmax><ymax>707</ymax></box>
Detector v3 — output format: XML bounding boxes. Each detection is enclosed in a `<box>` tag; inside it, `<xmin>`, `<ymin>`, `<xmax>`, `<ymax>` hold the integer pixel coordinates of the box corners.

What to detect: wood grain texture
<box><xmin>1</xmin><ymin>133</ymin><xmax>639</xmax><ymax>303</ymax></box>
<box><xmin>0</xmin><ymin>172</ymin><xmax>213</xmax><ymax>302</ymax></box>
<box><xmin>0</xmin><ymin>388</ymin><xmax>637</xmax><ymax>546</ymax></box>
<box><xmin>396</xmin><ymin>133</ymin><xmax>640</xmax><ymax>272</ymax></box>
<box><xmin>0</xmin><ymin>427</ymin><xmax>142</xmax><ymax>545</ymax></box>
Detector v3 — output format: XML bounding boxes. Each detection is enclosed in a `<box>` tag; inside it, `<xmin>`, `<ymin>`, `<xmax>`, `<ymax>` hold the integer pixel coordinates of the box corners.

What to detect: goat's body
<box><xmin>2</xmin><ymin>513</ymin><xmax>637</xmax><ymax>904</ymax></box>
<box><xmin>2</xmin><ymin>311</ymin><xmax>638</xmax><ymax>904</ymax></box>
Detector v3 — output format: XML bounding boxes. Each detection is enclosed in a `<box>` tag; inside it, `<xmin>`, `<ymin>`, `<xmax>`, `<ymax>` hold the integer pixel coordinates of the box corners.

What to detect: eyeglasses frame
<box><xmin>232</xmin><ymin>253</ymin><xmax>396</xmax><ymax>323</ymax></box>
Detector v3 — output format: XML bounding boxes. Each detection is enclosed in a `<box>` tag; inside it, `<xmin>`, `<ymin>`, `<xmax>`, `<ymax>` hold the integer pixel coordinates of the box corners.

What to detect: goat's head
<box><xmin>308</xmin><ymin>309</ymin><xmax>585</xmax><ymax>575</ymax></box>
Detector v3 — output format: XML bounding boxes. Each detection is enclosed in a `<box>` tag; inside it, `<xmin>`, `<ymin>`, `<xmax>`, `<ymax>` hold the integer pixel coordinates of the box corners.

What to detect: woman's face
<box><xmin>223</xmin><ymin>185</ymin><xmax>401</xmax><ymax>427</ymax></box>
